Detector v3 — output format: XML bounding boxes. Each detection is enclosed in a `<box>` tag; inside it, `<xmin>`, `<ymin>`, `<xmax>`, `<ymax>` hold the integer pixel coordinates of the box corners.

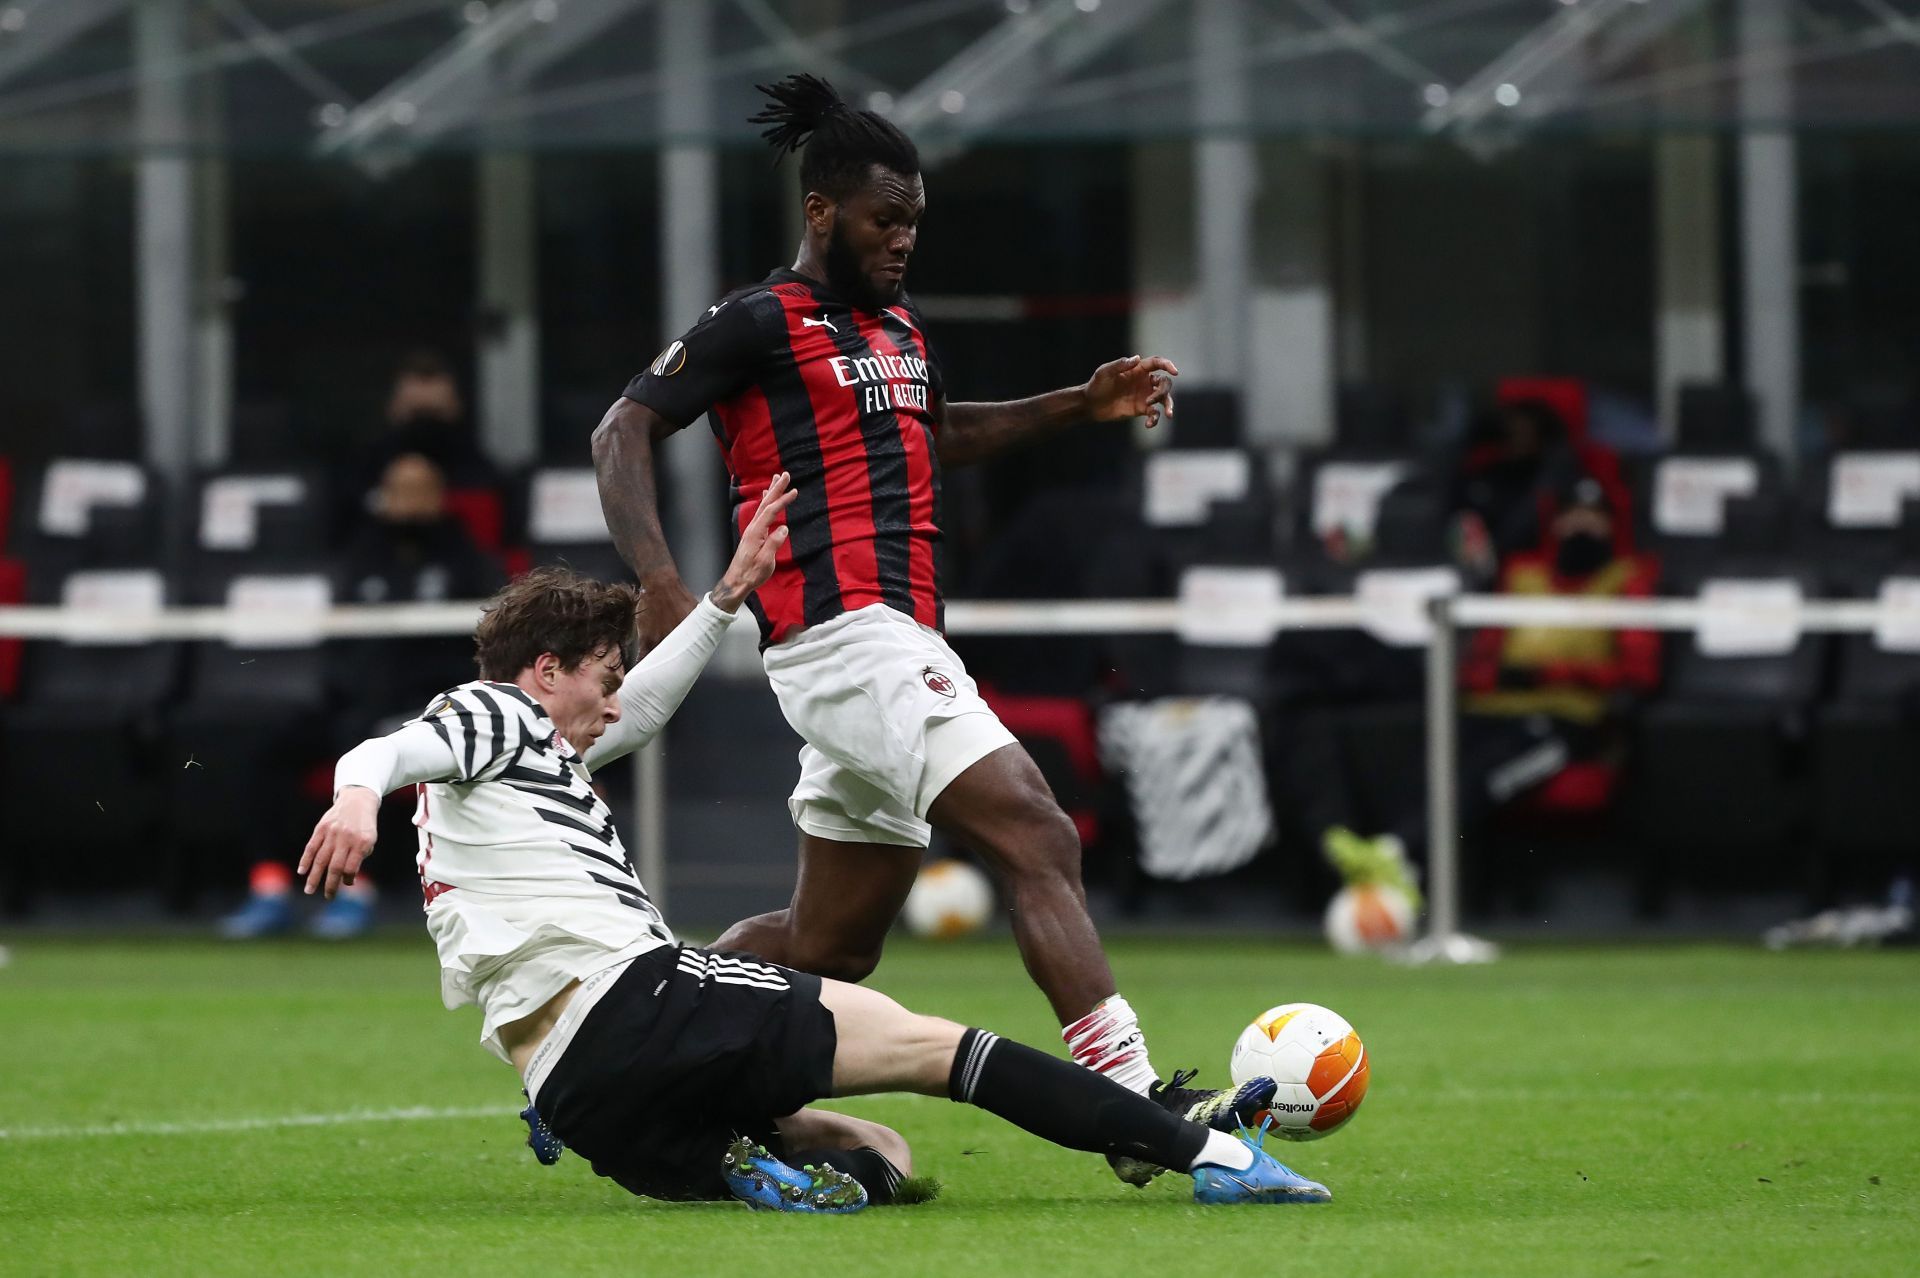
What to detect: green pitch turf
<box><xmin>2</xmin><ymin>937</ymin><xmax>1916</xmax><ymax>1276</ymax></box>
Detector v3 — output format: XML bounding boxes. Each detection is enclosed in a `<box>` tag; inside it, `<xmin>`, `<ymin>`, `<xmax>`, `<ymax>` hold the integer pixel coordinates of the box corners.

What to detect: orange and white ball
<box><xmin>901</xmin><ymin>859</ymin><xmax>994</xmax><ymax>939</ymax></box>
<box><xmin>1323</xmin><ymin>883</ymin><xmax>1417</xmax><ymax>955</ymax></box>
<box><xmin>1228</xmin><ymin>1003</ymin><xmax>1370</xmax><ymax>1140</ymax></box>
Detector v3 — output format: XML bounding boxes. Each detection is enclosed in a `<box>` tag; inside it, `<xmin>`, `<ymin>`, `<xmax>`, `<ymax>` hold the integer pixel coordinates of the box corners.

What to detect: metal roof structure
<box><xmin>3</xmin><ymin>0</ymin><xmax>1917</xmax><ymax>158</ymax></box>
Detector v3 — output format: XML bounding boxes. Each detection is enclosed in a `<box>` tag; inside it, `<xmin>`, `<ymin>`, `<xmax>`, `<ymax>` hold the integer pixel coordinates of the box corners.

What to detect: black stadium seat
<box><xmin>0</xmin><ymin>565</ymin><xmax>179</xmax><ymax>912</ymax></box>
<box><xmin>1629</xmin><ymin>493</ymin><xmax>1826</xmax><ymax>902</ymax></box>
<box><xmin>522</xmin><ymin>467</ymin><xmax>630</xmax><ymax>583</ymax></box>
<box><xmin>1808</xmin><ymin>503</ymin><xmax>1920</xmax><ymax>895</ymax></box>
<box><xmin>165</xmin><ymin>569</ymin><xmax>336</xmax><ymax>906</ymax></box>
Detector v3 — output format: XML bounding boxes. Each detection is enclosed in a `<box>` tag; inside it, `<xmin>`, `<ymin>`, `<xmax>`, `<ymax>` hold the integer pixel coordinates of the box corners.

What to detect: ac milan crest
<box><xmin>921</xmin><ymin>666</ymin><xmax>955</xmax><ymax>698</ymax></box>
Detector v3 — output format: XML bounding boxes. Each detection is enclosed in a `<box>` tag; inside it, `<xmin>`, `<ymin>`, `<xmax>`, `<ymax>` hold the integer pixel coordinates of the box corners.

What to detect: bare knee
<box><xmin>775</xmin><ymin>1109</ymin><xmax>914</xmax><ymax>1176</ymax></box>
<box><xmin>788</xmin><ymin>936</ymin><xmax>884</xmax><ymax>984</ymax></box>
<box><xmin>829</xmin><ymin>1113</ymin><xmax>913</xmax><ymax>1175</ymax></box>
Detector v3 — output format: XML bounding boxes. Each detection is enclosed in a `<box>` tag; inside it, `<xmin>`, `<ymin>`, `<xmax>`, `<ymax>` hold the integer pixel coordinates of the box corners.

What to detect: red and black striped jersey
<box><xmin>623</xmin><ymin>268</ymin><xmax>946</xmax><ymax>645</ymax></box>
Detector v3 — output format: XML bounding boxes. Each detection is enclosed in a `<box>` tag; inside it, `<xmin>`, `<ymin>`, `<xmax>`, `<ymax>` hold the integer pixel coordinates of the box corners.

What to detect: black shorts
<box><xmin>533</xmin><ymin>944</ymin><xmax>839</xmax><ymax>1201</ymax></box>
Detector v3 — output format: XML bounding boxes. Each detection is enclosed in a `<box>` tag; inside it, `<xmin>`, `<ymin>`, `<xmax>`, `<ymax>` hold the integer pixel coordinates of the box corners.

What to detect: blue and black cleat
<box><xmin>721</xmin><ymin>1136</ymin><xmax>868</xmax><ymax>1214</ymax></box>
<box><xmin>1110</xmin><ymin>1071</ymin><xmax>1280</xmax><ymax>1186</ymax></box>
<box><xmin>520</xmin><ymin>1095</ymin><xmax>566</xmax><ymax>1166</ymax></box>
<box><xmin>1191</xmin><ymin>1119</ymin><xmax>1332</xmax><ymax>1206</ymax></box>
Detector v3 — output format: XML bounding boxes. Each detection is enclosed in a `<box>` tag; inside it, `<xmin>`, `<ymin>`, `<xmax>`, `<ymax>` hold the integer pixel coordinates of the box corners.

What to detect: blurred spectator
<box><xmin>222</xmin><ymin>452</ymin><xmax>503</xmax><ymax>940</ymax></box>
<box><xmin>338</xmin><ymin>353</ymin><xmax>500</xmax><ymax>541</ymax></box>
<box><xmin>1320</xmin><ymin>478</ymin><xmax>1661</xmax><ymax>897</ymax></box>
<box><xmin>372</xmin><ymin>350</ymin><xmax>495</xmax><ymax>484</ymax></box>
<box><xmin>1451</xmin><ymin>399</ymin><xmax>1589</xmax><ymax>586</ymax></box>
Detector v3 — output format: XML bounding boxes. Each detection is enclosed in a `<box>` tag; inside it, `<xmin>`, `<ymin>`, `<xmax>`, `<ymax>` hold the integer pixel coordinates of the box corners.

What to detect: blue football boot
<box><xmin>520</xmin><ymin>1095</ymin><xmax>565</xmax><ymax>1166</ymax></box>
<box><xmin>721</xmin><ymin>1137</ymin><xmax>868</xmax><ymax>1214</ymax></box>
<box><xmin>1192</xmin><ymin>1120</ymin><xmax>1332</xmax><ymax>1205</ymax></box>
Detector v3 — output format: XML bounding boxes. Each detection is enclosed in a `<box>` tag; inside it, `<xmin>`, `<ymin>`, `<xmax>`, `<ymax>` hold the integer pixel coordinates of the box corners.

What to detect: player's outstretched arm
<box><xmin>297</xmin><ymin>718</ymin><xmax>464</xmax><ymax>898</ymax></box>
<box><xmin>936</xmin><ymin>355</ymin><xmax>1178</xmax><ymax>468</ymax></box>
<box><xmin>591</xmin><ymin>397</ymin><xmax>699</xmax><ymax>646</ymax></box>
<box><xmin>298</xmin><ymin>787</ymin><xmax>379</xmax><ymax>900</ymax></box>
<box><xmin>584</xmin><ymin>474</ymin><xmax>796</xmax><ymax>770</ymax></box>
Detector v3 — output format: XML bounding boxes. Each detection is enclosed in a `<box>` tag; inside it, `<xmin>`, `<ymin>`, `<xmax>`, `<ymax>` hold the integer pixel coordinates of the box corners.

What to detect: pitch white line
<box><xmin>0</xmin><ymin>1104</ymin><xmax>518</xmax><ymax>1142</ymax></box>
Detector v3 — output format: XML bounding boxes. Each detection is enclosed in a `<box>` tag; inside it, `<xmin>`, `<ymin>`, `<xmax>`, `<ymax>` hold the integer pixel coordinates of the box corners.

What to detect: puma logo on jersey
<box><xmin>802</xmin><ymin>316</ymin><xmax>838</xmax><ymax>333</ymax></box>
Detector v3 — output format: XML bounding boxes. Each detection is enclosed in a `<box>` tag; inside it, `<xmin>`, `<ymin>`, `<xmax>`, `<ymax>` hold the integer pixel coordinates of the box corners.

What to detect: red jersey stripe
<box><xmin>775</xmin><ymin>288</ymin><xmax>889</xmax><ymax>616</ymax></box>
<box><xmin>718</xmin><ymin>384</ymin><xmax>805</xmax><ymax>636</ymax></box>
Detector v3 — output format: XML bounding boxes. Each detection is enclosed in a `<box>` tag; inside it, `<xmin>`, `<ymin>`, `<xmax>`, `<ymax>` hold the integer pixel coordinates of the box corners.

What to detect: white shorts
<box><xmin>762</xmin><ymin>603</ymin><xmax>1018</xmax><ymax>847</ymax></box>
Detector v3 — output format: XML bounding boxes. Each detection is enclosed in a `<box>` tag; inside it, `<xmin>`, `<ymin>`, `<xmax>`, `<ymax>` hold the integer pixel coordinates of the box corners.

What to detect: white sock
<box><xmin>1190</xmin><ymin>1128</ymin><xmax>1254</xmax><ymax>1172</ymax></box>
<box><xmin>1061</xmin><ymin>994</ymin><xmax>1159</xmax><ymax>1096</ymax></box>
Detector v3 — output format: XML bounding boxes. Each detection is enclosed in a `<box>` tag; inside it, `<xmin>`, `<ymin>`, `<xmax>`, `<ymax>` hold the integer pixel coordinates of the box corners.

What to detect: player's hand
<box><xmin>297</xmin><ymin>787</ymin><xmax>380</xmax><ymax>900</ymax></box>
<box><xmin>711</xmin><ymin>472</ymin><xmax>796</xmax><ymax>613</ymax></box>
<box><xmin>635</xmin><ymin>575</ymin><xmax>699</xmax><ymax>647</ymax></box>
<box><xmin>1084</xmin><ymin>354</ymin><xmax>1178</xmax><ymax>428</ymax></box>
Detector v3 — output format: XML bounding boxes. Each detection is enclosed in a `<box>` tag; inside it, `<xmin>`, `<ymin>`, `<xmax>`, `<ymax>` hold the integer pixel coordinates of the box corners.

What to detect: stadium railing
<box><xmin>3</xmin><ymin>591</ymin><xmax>1911</xmax><ymax>958</ymax></box>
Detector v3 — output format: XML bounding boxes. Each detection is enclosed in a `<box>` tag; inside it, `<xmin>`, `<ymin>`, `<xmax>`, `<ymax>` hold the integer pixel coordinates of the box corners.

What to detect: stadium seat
<box><xmin>8</xmin><ymin>458</ymin><xmax>163</xmax><ymax>585</ymax></box>
<box><xmin>1160</xmin><ymin>387</ymin><xmax>1243</xmax><ymax>450</ymax></box>
<box><xmin>521</xmin><ymin>467</ymin><xmax>629</xmax><ymax>583</ymax></box>
<box><xmin>1628</xmin><ymin>493</ymin><xmax>1825</xmax><ymax>904</ymax></box>
<box><xmin>188</xmin><ymin>469</ymin><xmax>330</xmax><ymax>568</ymax></box>
<box><xmin>1632</xmin><ymin>437</ymin><xmax>1786</xmax><ymax>584</ymax></box>
<box><xmin>1808</xmin><ymin>504</ymin><xmax>1920</xmax><ymax>896</ymax></box>
<box><xmin>1335</xmin><ymin>382</ymin><xmax>1414</xmax><ymax>451</ymax></box>
<box><xmin>1673</xmin><ymin>383</ymin><xmax>1758</xmax><ymax>450</ymax></box>
<box><xmin>1795</xmin><ymin>446</ymin><xmax>1920</xmax><ymax>571</ymax></box>
<box><xmin>0</xmin><ymin>566</ymin><xmax>179</xmax><ymax>913</ymax></box>
<box><xmin>164</xmin><ymin>569</ymin><xmax>336</xmax><ymax>907</ymax></box>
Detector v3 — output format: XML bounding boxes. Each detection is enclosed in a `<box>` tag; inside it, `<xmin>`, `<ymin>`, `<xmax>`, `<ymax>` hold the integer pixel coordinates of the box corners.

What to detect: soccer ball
<box><xmin>901</xmin><ymin>859</ymin><xmax>993</xmax><ymax>939</ymax></box>
<box><xmin>1228</xmin><ymin>1003</ymin><xmax>1370</xmax><ymax>1140</ymax></box>
<box><xmin>1323</xmin><ymin>883</ymin><xmax>1416</xmax><ymax>955</ymax></box>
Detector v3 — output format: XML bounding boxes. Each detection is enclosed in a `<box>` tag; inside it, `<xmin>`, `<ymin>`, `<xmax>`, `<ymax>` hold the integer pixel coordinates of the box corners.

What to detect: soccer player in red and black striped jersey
<box><xmin>593</xmin><ymin>74</ymin><xmax>1266</xmax><ymax>1186</ymax></box>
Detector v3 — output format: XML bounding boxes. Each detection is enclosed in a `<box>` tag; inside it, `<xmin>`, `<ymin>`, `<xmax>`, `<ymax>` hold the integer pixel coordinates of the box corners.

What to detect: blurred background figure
<box><xmin>222</xmin><ymin>450</ymin><xmax>503</xmax><ymax>940</ymax></box>
<box><xmin>1321</xmin><ymin>477</ymin><xmax>1660</xmax><ymax>903</ymax></box>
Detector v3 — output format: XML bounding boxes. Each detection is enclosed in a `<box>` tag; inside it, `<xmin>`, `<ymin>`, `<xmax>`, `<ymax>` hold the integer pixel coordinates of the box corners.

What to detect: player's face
<box><xmin>548</xmin><ymin>647</ymin><xmax>625</xmax><ymax>752</ymax></box>
<box><xmin>825</xmin><ymin>166</ymin><xmax>924</xmax><ymax>310</ymax></box>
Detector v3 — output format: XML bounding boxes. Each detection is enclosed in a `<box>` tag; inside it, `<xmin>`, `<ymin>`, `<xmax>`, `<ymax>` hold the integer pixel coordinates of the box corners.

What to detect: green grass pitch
<box><xmin>2</xmin><ymin>936</ymin><xmax>1916</xmax><ymax>1276</ymax></box>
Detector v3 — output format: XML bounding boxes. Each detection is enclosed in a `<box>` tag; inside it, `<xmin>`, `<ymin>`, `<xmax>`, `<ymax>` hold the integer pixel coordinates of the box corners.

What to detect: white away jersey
<box><xmin>410</xmin><ymin>680</ymin><xmax>672</xmax><ymax>1058</ymax></box>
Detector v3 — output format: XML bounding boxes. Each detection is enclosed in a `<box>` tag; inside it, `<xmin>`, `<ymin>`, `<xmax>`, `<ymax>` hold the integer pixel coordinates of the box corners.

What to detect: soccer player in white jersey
<box><xmin>298</xmin><ymin>474</ymin><xmax>1330</xmax><ymax>1211</ymax></box>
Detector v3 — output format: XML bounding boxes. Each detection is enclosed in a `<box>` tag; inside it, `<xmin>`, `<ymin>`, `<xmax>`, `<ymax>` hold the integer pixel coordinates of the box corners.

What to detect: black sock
<box><xmin>789</xmin><ymin>1146</ymin><xmax>904</xmax><ymax>1205</ymax></box>
<box><xmin>948</xmin><ymin>1028</ymin><xmax>1207</xmax><ymax>1171</ymax></box>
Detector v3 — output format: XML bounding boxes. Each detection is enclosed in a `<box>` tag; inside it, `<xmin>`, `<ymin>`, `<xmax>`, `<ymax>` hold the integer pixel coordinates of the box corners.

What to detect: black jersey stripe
<box><xmin>589</xmin><ymin>876</ymin><xmax>652</xmax><ymax>912</ymax></box>
<box><xmin>825</xmin><ymin>312</ymin><xmax>917</xmax><ymax>619</ymax></box>
<box><xmin>425</xmin><ymin>716</ymin><xmax>453</xmax><ymax>752</ymax></box>
<box><xmin>469</xmin><ymin>687</ymin><xmax>507</xmax><ymax>774</ymax></box>
<box><xmin>505</xmin><ymin>780</ymin><xmax>599</xmax><ymax>816</ymax></box>
<box><xmin>536</xmin><ymin>805</ymin><xmax>618</xmax><ymax>846</ymax></box>
<box><xmin>764</xmin><ymin>290</ymin><xmax>845</xmax><ymax>629</ymax></box>
<box><xmin>566</xmin><ymin>840</ymin><xmax>637</xmax><ymax>876</ymax></box>
<box><xmin>485</xmin><ymin>682</ymin><xmax>545</xmax><ymax>715</ymax></box>
<box><xmin>449</xmin><ymin>698</ymin><xmax>478</xmax><ymax>779</ymax></box>
<box><xmin>587</xmin><ymin>871</ymin><xmax>654</xmax><ymax>905</ymax></box>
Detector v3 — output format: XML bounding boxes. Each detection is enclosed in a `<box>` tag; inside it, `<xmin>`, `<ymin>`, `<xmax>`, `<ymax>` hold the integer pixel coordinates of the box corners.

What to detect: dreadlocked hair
<box><xmin>750</xmin><ymin>73</ymin><xmax>919</xmax><ymax>201</ymax></box>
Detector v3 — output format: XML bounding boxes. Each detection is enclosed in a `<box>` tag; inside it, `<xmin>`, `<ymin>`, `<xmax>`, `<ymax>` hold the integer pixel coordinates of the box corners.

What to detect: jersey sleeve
<box><xmin>411</xmin><ymin>684</ymin><xmax>537</xmax><ymax>784</ymax></box>
<box><xmin>582</xmin><ymin>594</ymin><xmax>735</xmax><ymax>772</ymax></box>
<box><xmin>621</xmin><ymin>296</ymin><xmax>768</xmax><ymax>430</ymax></box>
<box><xmin>332</xmin><ymin>720</ymin><xmax>461</xmax><ymax>798</ymax></box>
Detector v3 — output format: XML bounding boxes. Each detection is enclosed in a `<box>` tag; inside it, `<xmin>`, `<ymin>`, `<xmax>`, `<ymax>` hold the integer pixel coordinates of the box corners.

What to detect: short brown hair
<box><xmin>472</xmin><ymin>566</ymin><xmax>640</xmax><ymax>681</ymax></box>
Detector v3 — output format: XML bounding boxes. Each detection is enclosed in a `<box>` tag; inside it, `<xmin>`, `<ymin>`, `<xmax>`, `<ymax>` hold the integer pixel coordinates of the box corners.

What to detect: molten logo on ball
<box><xmin>1228</xmin><ymin>1002</ymin><xmax>1370</xmax><ymax>1141</ymax></box>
